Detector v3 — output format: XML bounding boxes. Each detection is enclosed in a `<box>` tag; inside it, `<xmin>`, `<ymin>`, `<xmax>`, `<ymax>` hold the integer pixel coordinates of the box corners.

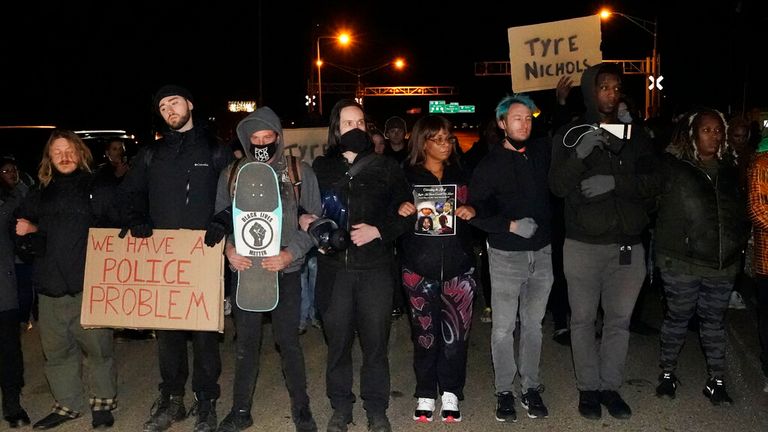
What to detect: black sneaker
<box><xmin>326</xmin><ymin>410</ymin><xmax>352</xmax><ymax>432</ymax></box>
<box><xmin>292</xmin><ymin>405</ymin><xmax>317</xmax><ymax>432</ymax></box>
<box><xmin>703</xmin><ymin>377</ymin><xmax>733</xmax><ymax>406</ymax></box>
<box><xmin>494</xmin><ymin>391</ymin><xmax>517</xmax><ymax>422</ymax></box>
<box><xmin>521</xmin><ymin>388</ymin><xmax>548</xmax><ymax>419</ymax></box>
<box><xmin>216</xmin><ymin>409</ymin><xmax>253</xmax><ymax>432</ymax></box>
<box><xmin>656</xmin><ymin>372</ymin><xmax>679</xmax><ymax>399</ymax></box>
<box><xmin>577</xmin><ymin>390</ymin><xmax>601</xmax><ymax>420</ymax></box>
<box><xmin>143</xmin><ymin>395</ymin><xmax>187</xmax><ymax>432</ymax></box>
<box><xmin>599</xmin><ymin>390</ymin><xmax>631</xmax><ymax>419</ymax></box>
<box><xmin>92</xmin><ymin>410</ymin><xmax>115</xmax><ymax>429</ymax></box>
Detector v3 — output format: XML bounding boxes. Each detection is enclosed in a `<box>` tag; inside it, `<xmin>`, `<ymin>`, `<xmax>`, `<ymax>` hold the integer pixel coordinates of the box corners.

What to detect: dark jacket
<box><xmin>1</xmin><ymin>188</ymin><xmax>21</xmax><ymax>311</ymax></box>
<box><xmin>16</xmin><ymin>170</ymin><xmax>117</xmax><ymax>297</ymax></box>
<box><xmin>549</xmin><ymin>63</ymin><xmax>662</xmax><ymax>245</ymax></box>
<box><xmin>469</xmin><ymin>137</ymin><xmax>552</xmax><ymax>251</ymax></box>
<box><xmin>119</xmin><ymin>122</ymin><xmax>232</xmax><ymax>230</ymax></box>
<box><xmin>400</xmin><ymin>163</ymin><xmax>474</xmax><ymax>280</ymax></box>
<box><xmin>312</xmin><ymin>150</ymin><xmax>411</xmax><ymax>270</ymax></box>
<box><xmin>655</xmin><ymin>154</ymin><xmax>749</xmax><ymax>269</ymax></box>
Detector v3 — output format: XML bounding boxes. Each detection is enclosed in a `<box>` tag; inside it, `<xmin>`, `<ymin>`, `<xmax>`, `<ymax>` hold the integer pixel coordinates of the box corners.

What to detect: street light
<box><xmin>600</xmin><ymin>8</ymin><xmax>660</xmax><ymax>117</ymax></box>
<box><xmin>316</xmin><ymin>32</ymin><xmax>351</xmax><ymax>116</ymax></box>
<box><xmin>323</xmin><ymin>57</ymin><xmax>406</xmax><ymax>100</ymax></box>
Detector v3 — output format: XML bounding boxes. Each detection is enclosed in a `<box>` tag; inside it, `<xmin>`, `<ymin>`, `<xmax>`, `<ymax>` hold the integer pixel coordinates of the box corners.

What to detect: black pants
<box><xmin>0</xmin><ymin>309</ymin><xmax>24</xmax><ymax>409</ymax></box>
<box><xmin>317</xmin><ymin>266</ymin><xmax>393</xmax><ymax>414</ymax></box>
<box><xmin>757</xmin><ymin>276</ymin><xmax>768</xmax><ymax>377</ymax></box>
<box><xmin>230</xmin><ymin>271</ymin><xmax>308</xmax><ymax>412</ymax></box>
<box><xmin>156</xmin><ymin>326</ymin><xmax>221</xmax><ymax>399</ymax></box>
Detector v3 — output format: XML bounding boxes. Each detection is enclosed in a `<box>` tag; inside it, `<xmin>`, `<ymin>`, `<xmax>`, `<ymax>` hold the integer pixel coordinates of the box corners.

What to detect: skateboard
<box><xmin>232</xmin><ymin>162</ymin><xmax>282</xmax><ymax>312</ymax></box>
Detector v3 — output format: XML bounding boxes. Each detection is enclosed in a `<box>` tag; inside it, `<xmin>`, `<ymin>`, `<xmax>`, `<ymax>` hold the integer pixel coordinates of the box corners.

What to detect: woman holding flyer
<box><xmin>397</xmin><ymin>115</ymin><xmax>477</xmax><ymax>423</ymax></box>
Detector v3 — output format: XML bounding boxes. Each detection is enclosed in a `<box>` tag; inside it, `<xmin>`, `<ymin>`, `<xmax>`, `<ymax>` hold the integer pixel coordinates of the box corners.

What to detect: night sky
<box><xmin>1</xmin><ymin>1</ymin><xmax>764</xmax><ymax>142</ymax></box>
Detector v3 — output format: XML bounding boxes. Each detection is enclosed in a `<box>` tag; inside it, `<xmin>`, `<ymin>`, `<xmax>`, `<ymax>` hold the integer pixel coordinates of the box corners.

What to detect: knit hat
<box><xmin>153</xmin><ymin>85</ymin><xmax>193</xmax><ymax>110</ymax></box>
<box><xmin>384</xmin><ymin>116</ymin><xmax>406</xmax><ymax>132</ymax></box>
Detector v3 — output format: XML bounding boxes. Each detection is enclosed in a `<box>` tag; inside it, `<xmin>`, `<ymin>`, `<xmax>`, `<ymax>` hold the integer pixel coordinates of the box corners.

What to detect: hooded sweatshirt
<box><xmin>215</xmin><ymin>107</ymin><xmax>321</xmax><ymax>273</ymax></box>
<box><xmin>549</xmin><ymin>63</ymin><xmax>662</xmax><ymax>245</ymax></box>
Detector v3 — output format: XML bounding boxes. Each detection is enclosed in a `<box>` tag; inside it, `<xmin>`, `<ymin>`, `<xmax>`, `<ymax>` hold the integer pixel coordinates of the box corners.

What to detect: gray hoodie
<box><xmin>215</xmin><ymin>107</ymin><xmax>321</xmax><ymax>273</ymax></box>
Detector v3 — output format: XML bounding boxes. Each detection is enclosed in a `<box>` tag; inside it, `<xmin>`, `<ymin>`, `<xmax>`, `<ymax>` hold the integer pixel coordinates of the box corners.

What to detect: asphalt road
<box><xmin>12</xmin><ymin>286</ymin><xmax>768</xmax><ymax>432</ymax></box>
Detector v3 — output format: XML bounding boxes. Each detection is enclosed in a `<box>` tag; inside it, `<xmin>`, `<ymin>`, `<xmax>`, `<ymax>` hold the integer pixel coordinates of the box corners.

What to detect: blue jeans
<box><xmin>299</xmin><ymin>254</ymin><xmax>318</xmax><ymax>327</ymax></box>
<box><xmin>488</xmin><ymin>244</ymin><xmax>553</xmax><ymax>392</ymax></box>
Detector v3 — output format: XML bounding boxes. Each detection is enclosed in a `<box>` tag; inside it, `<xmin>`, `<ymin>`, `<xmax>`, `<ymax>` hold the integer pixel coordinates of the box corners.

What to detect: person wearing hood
<box><xmin>469</xmin><ymin>94</ymin><xmax>553</xmax><ymax>422</ymax></box>
<box><xmin>119</xmin><ymin>85</ymin><xmax>233</xmax><ymax>432</ymax></box>
<box><xmin>748</xmin><ymin>130</ymin><xmax>768</xmax><ymax>394</ymax></box>
<box><xmin>309</xmin><ymin>99</ymin><xmax>411</xmax><ymax>432</ymax></box>
<box><xmin>15</xmin><ymin>130</ymin><xmax>119</xmax><ymax>429</ymax></box>
<box><xmin>211</xmin><ymin>106</ymin><xmax>322</xmax><ymax>432</ymax></box>
<box><xmin>549</xmin><ymin>63</ymin><xmax>662</xmax><ymax>420</ymax></box>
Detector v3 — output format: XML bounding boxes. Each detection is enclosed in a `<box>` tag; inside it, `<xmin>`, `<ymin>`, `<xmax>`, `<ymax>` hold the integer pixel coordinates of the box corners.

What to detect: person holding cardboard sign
<box><xmin>15</xmin><ymin>129</ymin><xmax>119</xmax><ymax>429</ymax></box>
<box><xmin>118</xmin><ymin>85</ymin><xmax>233</xmax><ymax>432</ymax></box>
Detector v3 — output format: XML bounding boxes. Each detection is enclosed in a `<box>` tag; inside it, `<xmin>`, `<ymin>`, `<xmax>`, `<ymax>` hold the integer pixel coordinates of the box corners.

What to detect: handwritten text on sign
<box><xmin>80</xmin><ymin>228</ymin><xmax>224</xmax><ymax>332</ymax></box>
<box><xmin>507</xmin><ymin>15</ymin><xmax>602</xmax><ymax>93</ymax></box>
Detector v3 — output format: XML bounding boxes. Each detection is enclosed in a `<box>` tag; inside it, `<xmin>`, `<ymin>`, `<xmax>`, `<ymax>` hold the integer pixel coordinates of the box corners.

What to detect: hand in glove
<box><xmin>205</xmin><ymin>207</ymin><xmax>233</xmax><ymax>247</ymax></box>
<box><xmin>510</xmin><ymin>217</ymin><xmax>538</xmax><ymax>239</ymax></box>
<box><xmin>118</xmin><ymin>222</ymin><xmax>153</xmax><ymax>239</ymax></box>
<box><xmin>575</xmin><ymin>129</ymin><xmax>607</xmax><ymax>159</ymax></box>
<box><xmin>580</xmin><ymin>175</ymin><xmax>615</xmax><ymax>198</ymax></box>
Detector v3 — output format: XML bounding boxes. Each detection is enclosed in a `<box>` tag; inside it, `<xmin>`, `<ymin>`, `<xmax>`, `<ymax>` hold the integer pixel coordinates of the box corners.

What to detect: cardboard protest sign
<box><xmin>507</xmin><ymin>15</ymin><xmax>602</xmax><ymax>93</ymax></box>
<box><xmin>81</xmin><ymin>228</ymin><xmax>225</xmax><ymax>332</ymax></box>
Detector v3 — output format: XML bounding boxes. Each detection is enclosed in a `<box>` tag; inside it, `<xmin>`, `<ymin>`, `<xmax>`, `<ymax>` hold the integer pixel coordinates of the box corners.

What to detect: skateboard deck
<box><xmin>232</xmin><ymin>162</ymin><xmax>282</xmax><ymax>312</ymax></box>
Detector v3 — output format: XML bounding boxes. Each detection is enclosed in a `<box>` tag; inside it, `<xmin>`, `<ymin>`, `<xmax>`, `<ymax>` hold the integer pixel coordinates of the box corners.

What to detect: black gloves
<box><xmin>575</xmin><ymin>129</ymin><xmax>607</xmax><ymax>159</ymax></box>
<box><xmin>205</xmin><ymin>207</ymin><xmax>233</xmax><ymax>247</ymax></box>
<box><xmin>118</xmin><ymin>220</ymin><xmax>153</xmax><ymax>239</ymax></box>
<box><xmin>15</xmin><ymin>233</ymin><xmax>46</xmax><ymax>261</ymax></box>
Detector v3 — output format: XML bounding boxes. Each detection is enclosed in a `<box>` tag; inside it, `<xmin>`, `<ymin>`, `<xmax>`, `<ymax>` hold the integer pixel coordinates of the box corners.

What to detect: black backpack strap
<box><xmin>286</xmin><ymin>154</ymin><xmax>303</xmax><ymax>203</ymax></box>
<box><xmin>335</xmin><ymin>153</ymin><xmax>376</xmax><ymax>189</ymax></box>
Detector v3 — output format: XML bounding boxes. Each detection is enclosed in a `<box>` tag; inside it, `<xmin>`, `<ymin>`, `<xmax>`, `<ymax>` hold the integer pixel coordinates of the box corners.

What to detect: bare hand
<box><xmin>350</xmin><ymin>223</ymin><xmax>381</xmax><ymax>247</ymax></box>
<box><xmin>398</xmin><ymin>202</ymin><xmax>416</xmax><ymax>217</ymax></box>
<box><xmin>556</xmin><ymin>76</ymin><xmax>573</xmax><ymax>106</ymax></box>
<box><xmin>15</xmin><ymin>218</ymin><xmax>38</xmax><ymax>236</ymax></box>
<box><xmin>455</xmin><ymin>205</ymin><xmax>476</xmax><ymax>220</ymax></box>
<box><xmin>225</xmin><ymin>243</ymin><xmax>252</xmax><ymax>272</ymax></box>
<box><xmin>262</xmin><ymin>250</ymin><xmax>293</xmax><ymax>272</ymax></box>
<box><xmin>299</xmin><ymin>214</ymin><xmax>318</xmax><ymax>232</ymax></box>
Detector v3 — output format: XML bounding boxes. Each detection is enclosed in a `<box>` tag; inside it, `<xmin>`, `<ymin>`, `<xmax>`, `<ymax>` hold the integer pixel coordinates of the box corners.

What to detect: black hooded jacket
<box><xmin>549</xmin><ymin>63</ymin><xmax>662</xmax><ymax>245</ymax></box>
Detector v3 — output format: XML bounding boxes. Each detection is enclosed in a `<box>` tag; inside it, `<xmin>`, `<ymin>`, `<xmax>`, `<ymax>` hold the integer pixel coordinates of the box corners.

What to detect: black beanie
<box><xmin>153</xmin><ymin>85</ymin><xmax>193</xmax><ymax>110</ymax></box>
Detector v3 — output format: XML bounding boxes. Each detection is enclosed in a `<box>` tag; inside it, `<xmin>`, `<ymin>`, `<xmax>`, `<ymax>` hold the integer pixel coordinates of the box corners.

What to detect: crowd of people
<box><xmin>1</xmin><ymin>65</ymin><xmax>766</xmax><ymax>432</ymax></box>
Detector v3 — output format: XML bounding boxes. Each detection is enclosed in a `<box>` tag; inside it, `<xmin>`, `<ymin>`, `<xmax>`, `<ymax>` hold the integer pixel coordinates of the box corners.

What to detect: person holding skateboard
<box><xmin>211</xmin><ymin>106</ymin><xmax>322</xmax><ymax>432</ymax></box>
<box><xmin>118</xmin><ymin>85</ymin><xmax>232</xmax><ymax>432</ymax></box>
<box><xmin>309</xmin><ymin>100</ymin><xmax>412</xmax><ymax>432</ymax></box>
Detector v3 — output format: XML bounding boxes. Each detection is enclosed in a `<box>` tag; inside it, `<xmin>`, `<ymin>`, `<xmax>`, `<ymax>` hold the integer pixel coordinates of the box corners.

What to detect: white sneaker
<box><xmin>413</xmin><ymin>398</ymin><xmax>435</xmax><ymax>422</ymax></box>
<box><xmin>729</xmin><ymin>291</ymin><xmax>747</xmax><ymax>310</ymax></box>
<box><xmin>441</xmin><ymin>391</ymin><xmax>461</xmax><ymax>423</ymax></box>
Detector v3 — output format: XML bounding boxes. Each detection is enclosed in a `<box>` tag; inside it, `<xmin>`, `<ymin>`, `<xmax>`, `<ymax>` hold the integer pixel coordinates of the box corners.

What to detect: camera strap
<box><xmin>336</xmin><ymin>153</ymin><xmax>376</xmax><ymax>188</ymax></box>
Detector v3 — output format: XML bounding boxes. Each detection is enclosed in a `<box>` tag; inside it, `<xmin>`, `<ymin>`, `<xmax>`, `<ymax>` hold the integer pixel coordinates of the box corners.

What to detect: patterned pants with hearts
<box><xmin>402</xmin><ymin>267</ymin><xmax>475</xmax><ymax>400</ymax></box>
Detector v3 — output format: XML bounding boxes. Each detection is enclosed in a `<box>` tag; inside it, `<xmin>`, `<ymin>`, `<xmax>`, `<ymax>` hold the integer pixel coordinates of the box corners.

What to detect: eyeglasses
<box><xmin>427</xmin><ymin>136</ymin><xmax>453</xmax><ymax>146</ymax></box>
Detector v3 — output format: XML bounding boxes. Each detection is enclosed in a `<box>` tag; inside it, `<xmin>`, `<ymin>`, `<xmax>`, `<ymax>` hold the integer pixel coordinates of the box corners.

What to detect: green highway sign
<box><xmin>429</xmin><ymin>100</ymin><xmax>475</xmax><ymax>114</ymax></box>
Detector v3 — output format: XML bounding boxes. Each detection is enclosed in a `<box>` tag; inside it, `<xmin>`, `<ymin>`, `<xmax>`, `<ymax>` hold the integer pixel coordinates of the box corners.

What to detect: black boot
<box><xmin>191</xmin><ymin>397</ymin><xmax>217</xmax><ymax>432</ymax></box>
<box><xmin>2</xmin><ymin>389</ymin><xmax>30</xmax><ymax>428</ymax></box>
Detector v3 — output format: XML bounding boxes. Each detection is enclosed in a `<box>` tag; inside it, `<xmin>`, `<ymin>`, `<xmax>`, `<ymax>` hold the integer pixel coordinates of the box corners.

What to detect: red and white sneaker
<box><xmin>413</xmin><ymin>398</ymin><xmax>435</xmax><ymax>423</ymax></box>
<box><xmin>441</xmin><ymin>392</ymin><xmax>462</xmax><ymax>423</ymax></box>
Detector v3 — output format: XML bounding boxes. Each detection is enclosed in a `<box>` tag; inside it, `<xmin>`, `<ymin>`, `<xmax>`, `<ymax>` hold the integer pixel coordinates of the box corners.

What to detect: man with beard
<box><xmin>118</xmin><ymin>85</ymin><xmax>232</xmax><ymax>432</ymax></box>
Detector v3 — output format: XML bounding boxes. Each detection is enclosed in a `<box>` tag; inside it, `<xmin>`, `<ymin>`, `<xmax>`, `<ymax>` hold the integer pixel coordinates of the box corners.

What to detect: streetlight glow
<box><xmin>316</xmin><ymin>31</ymin><xmax>353</xmax><ymax>115</ymax></box>
<box><xmin>394</xmin><ymin>58</ymin><xmax>405</xmax><ymax>70</ymax></box>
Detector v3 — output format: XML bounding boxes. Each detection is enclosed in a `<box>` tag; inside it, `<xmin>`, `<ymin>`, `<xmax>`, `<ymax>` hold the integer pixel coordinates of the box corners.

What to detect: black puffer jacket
<box><xmin>16</xmin><ymin>170</ymin><xmax>117</xmax><ymax>297</ymax></box>
<box><xmin>312</xmin><ymin>150</ymin><xmax>411</xmax><ymax>270</ymax></box>
<box><xmin>400</xmin><ymin>163</ymin><xmax>474</xmax><ymax>280</ymax></box>
<box><xmin>655</xmin><ymin>154</ymin><xmax>749</xmax><ymax>269</ymax></box>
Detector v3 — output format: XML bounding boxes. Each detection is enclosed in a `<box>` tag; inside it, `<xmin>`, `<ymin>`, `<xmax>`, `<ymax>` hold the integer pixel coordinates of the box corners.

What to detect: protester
<box><xmin>0</xmin><ymin>157</ymin><xmax>29</xmax><ymax>428</ymax></box>
<box><xmin>397</xmin><ymin>115</ymin><xmax>476</xmax><ymax>423</ymax></box>
<box><xmin>549</xmin><ymin>63</ymin><xmax>662</xmax><ymax>420</ymax></box>
<box><xmin>383</xmin><ymin>116</ymin><xmax>408</xmax><ymax>164</ymax></box>
<box><xmin>654</xmin><ymin>108</ymin><xmax>748</xmax><ymax>405</ymax></box>
<box><xmin>212</xmin><ymin>106</ymin><xmax>322</xmax><ymax>432</ymax></box>
<box><xmin>118</xmin><ymin>85</ymin><xmax>232</xmax><ymax>432</ymax></box>
<box><xmin>16</xmin><ymin>130</ymin><xmax>118</xmax><ymax>429</ymax></box>
<box><xmin>310</xmin><ymin>100</ymin><xmax>411</xmax><ymax>432</ymax></box>
<box><xmin>470</xmin><ymin>94</ymin><xmax>553</xmax><ymax>422</ymax></box>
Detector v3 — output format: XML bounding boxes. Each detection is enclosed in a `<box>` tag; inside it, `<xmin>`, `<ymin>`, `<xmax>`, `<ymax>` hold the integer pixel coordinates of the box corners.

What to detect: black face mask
<box><xmin>250</xmin><ymin>143</ymin><xmax>277</xmax><ymax>162</ymax></box>
<box><xmin>338</xmin><ymin>128</ymin><xmax>372</xmax><ymax>154</ymax></box>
